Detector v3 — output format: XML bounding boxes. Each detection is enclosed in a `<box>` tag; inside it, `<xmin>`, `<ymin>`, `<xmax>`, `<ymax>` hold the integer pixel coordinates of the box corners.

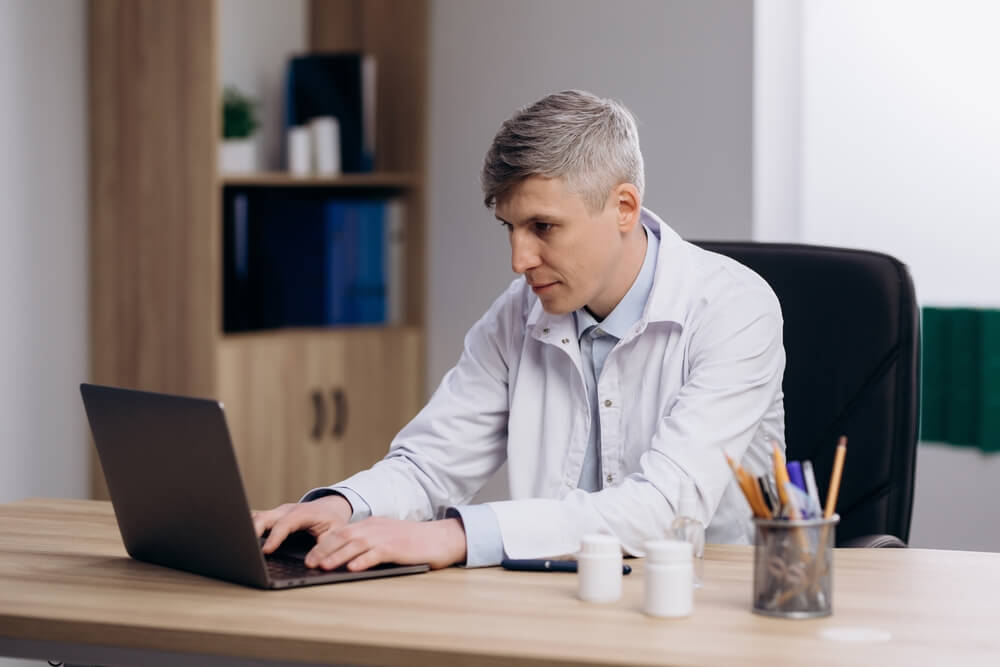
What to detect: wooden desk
<box><xmin>1</xmin><ymin>498</ymin><xmax>997</xmax><ymax>666</ymax></box>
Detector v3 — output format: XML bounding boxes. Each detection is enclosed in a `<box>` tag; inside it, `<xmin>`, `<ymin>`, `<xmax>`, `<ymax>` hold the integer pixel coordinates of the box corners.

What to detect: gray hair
<box><xmin>481</xmin><ymin>90</ymin><xmax>644</xmax><ymax>212</ymax></box>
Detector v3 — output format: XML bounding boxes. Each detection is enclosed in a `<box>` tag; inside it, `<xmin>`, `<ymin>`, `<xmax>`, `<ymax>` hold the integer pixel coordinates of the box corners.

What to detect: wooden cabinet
<box><xmin>88</xmin><ymin>0</ymin><xmax>428</xmax><ymax>508</ymax></box>
<box><xmin>217</xmin><ymin>328</ymin><xmax>422</xmax><ymax>508</ymax></box>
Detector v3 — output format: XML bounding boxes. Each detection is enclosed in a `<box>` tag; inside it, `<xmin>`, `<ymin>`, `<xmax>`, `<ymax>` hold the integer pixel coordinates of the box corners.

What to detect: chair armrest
<box><xmin>840</xmin><ymin>534</ymin><xmax>907</xmax><ymax>548</ymax></box>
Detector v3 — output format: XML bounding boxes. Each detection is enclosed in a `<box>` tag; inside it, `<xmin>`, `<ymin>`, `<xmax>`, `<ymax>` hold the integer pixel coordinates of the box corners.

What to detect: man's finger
<box><xmin>318</xmin><ymin>539</ymin><xmax>372</xmax><ymax>571</ymax></box>
<box><xmin>304</xmin><ymin>528</ymin><xmax>352</xmax><ymax>567</ymax></box>
<box><xmin>261</xmin><ymin>507</ymin><xmax>315</xmax><ymax>554</ymax></box>
<box><xmin>252</xmin><ymin>507</ymin><xmax>281</xmax><ymax>539</ymax></box>
<box><xmin>346</xmin><ymin>548</ymin><xmax>383</xmax><ymax>572</ymax></box>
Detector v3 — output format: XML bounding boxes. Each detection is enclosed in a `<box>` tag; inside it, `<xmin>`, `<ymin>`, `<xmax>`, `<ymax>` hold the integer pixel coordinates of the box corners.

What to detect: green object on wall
<box><xmin>920</xmin><ymin>307</ymin><xmax>1000</xmax><ymax>453</ymax></box>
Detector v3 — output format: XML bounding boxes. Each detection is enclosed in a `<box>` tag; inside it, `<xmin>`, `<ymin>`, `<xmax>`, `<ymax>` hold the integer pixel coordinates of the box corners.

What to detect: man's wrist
<box><xmin>440</xmin><ymin>517</ymin><xmax>468</xmax><ymax>565</ymax></box>
<box><xmin>315</xmin><ymin>493</ymin><xmax>353</xmax><ymax>524</ymax></box>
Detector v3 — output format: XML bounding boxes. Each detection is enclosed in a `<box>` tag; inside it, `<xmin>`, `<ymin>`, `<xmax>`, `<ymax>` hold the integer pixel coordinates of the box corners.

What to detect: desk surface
<box><xmin>1</xmin><ymin>498</ymin><xmax>998</xmax><ymax>666</ymax></box>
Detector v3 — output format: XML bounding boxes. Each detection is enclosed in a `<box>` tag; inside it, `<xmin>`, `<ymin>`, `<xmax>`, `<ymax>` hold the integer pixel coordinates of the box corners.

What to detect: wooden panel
<box><xmin>89</xmin><ymin>0</ymin><xmax>219</xmax><ymax>498</ymax></box>
<box><xmin>3</xmin><ymin>499</ymin><xmax>1000</xmax><ymax>667</ymax></box>
<box><xmin>89</xmin><ymin>0</ymin><xmax>218</xmax><ymax>394</ymax></box>
<box><xmin>339</xmin><ymin>327</ymin><xmax>423</xmax><ymax>475</ymax></box>
<box><xmin>217</xmin><ymin>333</ymin><xmax>308</xmax><ymax>509</ymax></box>
<box><xmin>359</xmin><ymin>0</ymin><xmax>429</xmax><ymax>175</ymax></box>
<box><xmin>309</xmin><ymin>0</ymin><xmax>364</xmax><ymax>51</ymax></box>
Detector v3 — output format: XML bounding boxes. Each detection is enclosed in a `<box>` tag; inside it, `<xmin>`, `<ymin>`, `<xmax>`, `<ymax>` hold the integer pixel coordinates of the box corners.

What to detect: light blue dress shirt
<box><xmin>307</xmin><ymin>225</ymin><xmax>659</xmax><ymax>567</ymax></box>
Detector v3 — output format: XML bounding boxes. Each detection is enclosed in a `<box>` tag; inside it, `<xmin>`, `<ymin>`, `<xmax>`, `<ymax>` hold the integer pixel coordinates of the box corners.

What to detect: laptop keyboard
<box><xmin>266</xmin><ymin>553</ymin><xmax>342</xmax><ymax>579</ymax></box>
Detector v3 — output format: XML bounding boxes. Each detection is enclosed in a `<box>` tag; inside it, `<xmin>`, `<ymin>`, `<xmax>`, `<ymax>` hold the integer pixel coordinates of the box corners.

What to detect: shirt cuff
<box><xmin>300</xmin><ymin>486</ymin><xmax>372</xmax><ymax>522</ymax></box>
<box><xmin>446</xmin><ymin>504</ymin><xmax>505</xmax><ymax>568</ymax></box>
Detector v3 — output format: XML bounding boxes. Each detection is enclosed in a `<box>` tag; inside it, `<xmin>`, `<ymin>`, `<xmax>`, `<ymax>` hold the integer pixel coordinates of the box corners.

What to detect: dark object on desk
<box><xmin>502</xmin><ymin>559</ymin><xmax>632</xmax><ymax>575</ymax></box>
<box><xmin>694</xmin><ymin>242</ymin><xmax>919</xmax><ymax>548</ymax></box>
<box><xmin>80</xmin><ymin>383</ymin><xmax>429</xmax><ymax>589</ymax></box>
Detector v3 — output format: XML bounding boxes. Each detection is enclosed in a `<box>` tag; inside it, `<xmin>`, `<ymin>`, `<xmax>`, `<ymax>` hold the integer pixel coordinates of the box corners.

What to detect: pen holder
<box><xmin>752</xmin><ymin>515</ymin><xmax>839</xmax><ymax>618</ymax></box>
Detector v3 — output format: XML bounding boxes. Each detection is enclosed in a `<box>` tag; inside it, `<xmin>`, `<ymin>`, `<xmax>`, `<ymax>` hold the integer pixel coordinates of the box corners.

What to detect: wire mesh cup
<box><xmin>752</xmin><ymin>515</ymin><xmax>839</xmax><ymax>618</ymax></box>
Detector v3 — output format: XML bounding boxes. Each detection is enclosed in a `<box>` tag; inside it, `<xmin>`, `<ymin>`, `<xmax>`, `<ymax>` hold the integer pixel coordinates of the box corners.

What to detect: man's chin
<box><xmin>538</xmin><ymin>298</ymin><xmax>579</xmax><ymax>315</ymax></box>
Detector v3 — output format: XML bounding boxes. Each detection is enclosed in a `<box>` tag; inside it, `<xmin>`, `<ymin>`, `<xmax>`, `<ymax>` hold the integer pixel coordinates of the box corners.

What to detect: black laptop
<box><xmin>80</xmin><ymin>383</ymin><xmax>429</xmax><ymax>589</ymax></box>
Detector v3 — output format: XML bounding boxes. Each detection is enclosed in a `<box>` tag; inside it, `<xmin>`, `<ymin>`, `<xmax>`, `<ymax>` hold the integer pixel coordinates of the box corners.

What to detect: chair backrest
<box><xmin>694</xmin><ymin>242</ymin><xmax>920</xmax><ymax>545</ymax></box>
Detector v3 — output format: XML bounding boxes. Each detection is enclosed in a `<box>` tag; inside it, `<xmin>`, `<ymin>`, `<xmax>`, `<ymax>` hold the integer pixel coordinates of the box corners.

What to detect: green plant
<box><xmin>221</xmin><ymin>86</ymin><xmax>259</xmax><ymax>139</ymax></box>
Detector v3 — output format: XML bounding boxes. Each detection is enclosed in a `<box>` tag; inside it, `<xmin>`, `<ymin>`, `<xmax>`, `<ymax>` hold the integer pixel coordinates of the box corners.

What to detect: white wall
<box><xmin>0</xmin><ymin>1</ymin><xmax>88</xmax><ymax>665</ymax></box>
<box><xmin>799</xmin><ymin>0</ymin><xmax>1000</xmax><ymax>308</ymax></box>
<box><xmin>756</xmin><ymin>0</ymin><xmax>1000</xmax><ymax>551</ymax></box>
<box><xmin>0</xmin><ymin>2</ymin><xmax>89</xmax><ymax>501</ymax></box>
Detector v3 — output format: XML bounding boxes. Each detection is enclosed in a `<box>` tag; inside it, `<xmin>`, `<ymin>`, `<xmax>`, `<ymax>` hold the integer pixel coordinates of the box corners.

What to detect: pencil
<box><xmin>725</xmin><ymin>453</ymin><xmax>768</xmax><ymax>518</ymax></box>
<box><xmin>824</xmin><ymin>436</ymin><xmax>848</xmax><ymax>519</ymax></box>
<box><xmin>771</xmin><ymin>441</ymin><xmax>791</xmax><ymax>509</ymax></box>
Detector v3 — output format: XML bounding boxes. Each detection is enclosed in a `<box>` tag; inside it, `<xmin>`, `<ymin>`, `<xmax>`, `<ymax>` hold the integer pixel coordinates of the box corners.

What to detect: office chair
<box><xmin>694</xmin><ymin>242</ymin><xmax>920</xmax><ymax>547</ymax></box>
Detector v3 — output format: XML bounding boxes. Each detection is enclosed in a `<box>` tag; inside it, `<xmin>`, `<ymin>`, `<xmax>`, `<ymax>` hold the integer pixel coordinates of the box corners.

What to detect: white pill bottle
<box><xmin>643</xmin><ymin>539</ymin><xmax>694</xmax><ymax>617</ymax></box>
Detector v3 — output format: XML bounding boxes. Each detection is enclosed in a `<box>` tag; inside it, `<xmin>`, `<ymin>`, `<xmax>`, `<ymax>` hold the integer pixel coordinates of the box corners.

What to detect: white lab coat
<box><xmin>336</xmin><ymin>209</ymin><xmax>785</xmax><ymax>558</ymax></box>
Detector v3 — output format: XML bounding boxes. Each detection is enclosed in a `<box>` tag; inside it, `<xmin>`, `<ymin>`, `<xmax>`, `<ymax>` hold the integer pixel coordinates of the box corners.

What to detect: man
<box><xmin>254</xmin><ymin>90</ymin><xmax>785</xmax><ymax>572</ymax></box>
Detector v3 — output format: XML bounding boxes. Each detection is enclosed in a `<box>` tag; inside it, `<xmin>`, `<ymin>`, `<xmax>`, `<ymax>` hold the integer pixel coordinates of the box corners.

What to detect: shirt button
<box><xmin>561</xmin><ymin>338</ymin><xmax>569</xmax><ymax>344</ymax></box>
<box><xmin>604</xmin><ymin>399</ymin><xmax>612</xmax><ymax>407</ymax></box>
<box><xmin>606</xmin><ymin>474</ymin><xmax>614</xmax><ymax>483</ymax></box>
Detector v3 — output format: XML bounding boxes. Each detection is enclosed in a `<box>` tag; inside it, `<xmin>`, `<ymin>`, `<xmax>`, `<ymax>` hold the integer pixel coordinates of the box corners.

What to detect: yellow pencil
<box><xmin>725</xmin><ymin>453</ymin><xmax>767</xmax><ymax>517</ymax></box>
<box><xmin>824</xmin><ymin>436</ymin><xmax>848</xmax><ymax>518</ymax></box>
<box><xmin>771</xmin><ymin>441</ymin><xmax>791</xmax><ymax>509</ymax></box>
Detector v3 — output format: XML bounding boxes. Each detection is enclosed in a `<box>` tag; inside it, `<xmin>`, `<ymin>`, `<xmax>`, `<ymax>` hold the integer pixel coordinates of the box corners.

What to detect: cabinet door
<box><xmin>336</xmin><ymin>328</ymin><xmax>423</xmax><ymax>477</ymax></box>
<box><xmin>218</xmin><ymin>328</ymin><xmax>423</xmax><ymax>510</ymax></box>
<box><xmin>217</xmin><ymin>334</ymin><xmax>316</xmax><ymax>510</ymax></box>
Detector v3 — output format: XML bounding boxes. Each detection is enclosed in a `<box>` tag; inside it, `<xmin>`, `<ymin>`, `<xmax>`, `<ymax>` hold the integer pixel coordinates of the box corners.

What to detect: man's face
<box><xmin>495</xmin><ymin>176</ymin><xmax>628</xmax><ymax>317</ymax></box>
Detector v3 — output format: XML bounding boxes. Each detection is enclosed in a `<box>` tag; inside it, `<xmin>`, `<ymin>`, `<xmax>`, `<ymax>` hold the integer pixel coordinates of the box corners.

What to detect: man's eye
<box><xmin>534</xmin><ymin>222</ymin><xmax>553</xmax><ymax>234</ymax></box>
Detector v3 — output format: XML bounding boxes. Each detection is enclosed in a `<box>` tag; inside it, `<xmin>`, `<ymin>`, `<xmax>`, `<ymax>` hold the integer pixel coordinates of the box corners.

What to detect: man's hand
<box><xmin>305</xmin><ymin>517</ymin><xmax>467</xmax><ymax>571</ymax></box>
<box><xmin>253</xmin><ymin>494</ymin><xmax>353</xmax><ymax>555</ymax></box>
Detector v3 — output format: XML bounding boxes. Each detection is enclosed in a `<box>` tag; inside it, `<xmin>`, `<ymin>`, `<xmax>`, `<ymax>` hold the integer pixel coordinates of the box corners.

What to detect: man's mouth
<box><xmin>530</xmin><ymin>281</ymin><xmax>557</xmax><ymax>293</ymax></box>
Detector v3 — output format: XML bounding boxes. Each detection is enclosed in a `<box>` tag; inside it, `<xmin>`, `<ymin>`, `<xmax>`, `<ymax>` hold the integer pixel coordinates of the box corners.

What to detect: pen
<box><xmin>786</xmin><ymin>461</ymin><xmax>806</xmax><ymax>493</ymax></box>
<box><xmin>802</xmin><ymin>460</ymin><xmax>823</xmax><ymax>517</ymax></box>
<box><xmin>501</xmin><ymin>559</ymin><xmax>632</xmax><ymax>575</ymax></box>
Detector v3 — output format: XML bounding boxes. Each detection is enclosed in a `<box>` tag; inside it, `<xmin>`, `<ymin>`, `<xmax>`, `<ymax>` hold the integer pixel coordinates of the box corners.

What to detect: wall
<box><xmin>0</xmin><ymin>2</ymin><xmax>89</xmax><ymax>503</ymax></box>
<box><xmin>756</xmin><ymin>0</ymin><xmax>1000</xmax><ymax>551</ymax></box>
<box><xmin>0</xmin><ymin>1</ymin><xmax>88</xmax><ymax>665</ymax></box>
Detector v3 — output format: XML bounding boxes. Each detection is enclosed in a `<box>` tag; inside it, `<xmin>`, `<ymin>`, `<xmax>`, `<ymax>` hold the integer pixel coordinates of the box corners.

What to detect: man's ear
<box><xmin>614</xmin><ymin>183</ymin><xmax>641</xmax><ymax>233</ymax></box>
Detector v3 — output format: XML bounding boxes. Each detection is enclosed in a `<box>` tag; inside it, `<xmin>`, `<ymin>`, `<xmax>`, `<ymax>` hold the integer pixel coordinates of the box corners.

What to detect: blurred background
<box><xmin>0</xmin><ymin>8</ymin><xmax>997</xmax><ymax>651</ymax></box>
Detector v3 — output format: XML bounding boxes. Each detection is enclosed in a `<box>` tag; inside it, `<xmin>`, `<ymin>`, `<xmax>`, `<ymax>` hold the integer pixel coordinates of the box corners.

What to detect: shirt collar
<box><xmin>573</xmin><ymin>222</ymin><xmax>659</xmax><ymax>341</ymax></box>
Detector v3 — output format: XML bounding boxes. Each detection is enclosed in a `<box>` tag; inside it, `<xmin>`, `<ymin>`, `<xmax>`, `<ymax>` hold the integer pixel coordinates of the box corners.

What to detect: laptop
<box><xmin>80</xmin><ymin>383</ymin><xmax>430</xmax><ymax>589</ymax></box>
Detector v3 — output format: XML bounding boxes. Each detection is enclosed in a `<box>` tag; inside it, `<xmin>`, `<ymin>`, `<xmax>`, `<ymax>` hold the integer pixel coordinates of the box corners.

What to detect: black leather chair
<box><xmin>694</xmin><ymin>242</ymin><xmax>920</xmax><ymax>547</ymax></box>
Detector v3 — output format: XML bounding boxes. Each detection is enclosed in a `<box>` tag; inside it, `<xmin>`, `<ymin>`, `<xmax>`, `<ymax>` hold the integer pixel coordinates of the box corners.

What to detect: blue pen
<box><xmin>501</xmin><ymin>559</ymin><xmax>632</xmax><ymax>575</ymax></box>
<box><xmin>786</xmin><ymin>461</ymin><xmax>807</xmax><ymax>493</ymax></box>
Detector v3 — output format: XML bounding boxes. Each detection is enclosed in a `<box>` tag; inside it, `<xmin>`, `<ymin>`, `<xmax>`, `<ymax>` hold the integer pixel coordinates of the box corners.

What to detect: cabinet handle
<box><xmin>331</xmin><ymin>388</ymin><xmax>348</xmax><ymax>439</ymax></box>
<box><xmin>311</xmin><ymin>390</ymin><xmax>326</xmax><ymax>442</ymax></box>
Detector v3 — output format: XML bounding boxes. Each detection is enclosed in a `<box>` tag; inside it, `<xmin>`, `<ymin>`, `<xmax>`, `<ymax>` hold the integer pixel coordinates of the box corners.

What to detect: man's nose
<box><xmin>510</xmin><ymin>231</ymin><xmax>541</xmax><ymax>275</ymax></box>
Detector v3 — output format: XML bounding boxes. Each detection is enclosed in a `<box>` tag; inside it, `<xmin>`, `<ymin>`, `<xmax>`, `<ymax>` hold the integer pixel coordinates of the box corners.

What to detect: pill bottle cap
<box><xmin>579</xmin><ymin>534</ymin><xmax>621</xmax><ymax>556</ymax></box>
<box><xmin>645</xmin><ymin>539</ymin><xmax>693</xmax><ymax>563</ymax></box>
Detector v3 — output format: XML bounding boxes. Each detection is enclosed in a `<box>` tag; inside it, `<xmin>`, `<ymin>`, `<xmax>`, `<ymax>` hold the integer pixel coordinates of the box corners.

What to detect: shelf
<box><xmin>220</xmin><ymin>172</ymin><xmax>419</xmax><ymax>188</ymax></box>
<box><xmin>221</xmin><ymin>324</ymin><xmax>420</xmax><ymax>343</ymax></box>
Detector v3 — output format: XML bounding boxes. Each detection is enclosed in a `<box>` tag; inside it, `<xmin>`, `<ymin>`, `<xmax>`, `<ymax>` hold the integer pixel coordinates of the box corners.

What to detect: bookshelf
<box><xmin>89</xmin><ymin>0</ymin><xmax>428</xmax><ymax>508</ymax></box>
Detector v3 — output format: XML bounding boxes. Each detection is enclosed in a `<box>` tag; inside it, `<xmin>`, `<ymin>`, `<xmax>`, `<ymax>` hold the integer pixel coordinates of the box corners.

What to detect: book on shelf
<box><xmin>286</xmin><ymin>53</ymin><xmax>376</xmax><ymax>173</ymax></box>
<box><xmin>223</xmin><ymin>190</ymin><xmax>405</xmax><ymax>331</ymax></box>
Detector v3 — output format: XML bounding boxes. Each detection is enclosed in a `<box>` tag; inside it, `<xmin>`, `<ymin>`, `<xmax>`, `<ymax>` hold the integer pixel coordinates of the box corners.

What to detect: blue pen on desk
<box><xmin>501</xmin><ymin>559</ymin><xmax>632</xmax><ymax>575</ymax></box>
